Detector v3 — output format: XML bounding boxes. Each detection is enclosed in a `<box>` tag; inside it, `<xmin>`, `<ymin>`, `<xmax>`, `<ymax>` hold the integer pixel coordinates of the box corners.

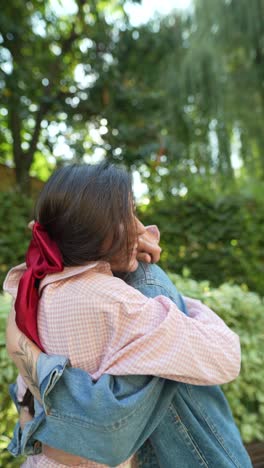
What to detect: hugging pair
<box><xmin>5</xmin><ymin>163</ymin><xmax>251</xmax><ymax>467</ymax></box>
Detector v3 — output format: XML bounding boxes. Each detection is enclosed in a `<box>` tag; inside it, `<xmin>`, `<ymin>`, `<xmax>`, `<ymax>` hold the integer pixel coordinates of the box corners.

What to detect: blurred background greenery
<box><xmin>0</xmin><ymin>0</ymin><xmax>263</xmax><ymax>465</ymax></box>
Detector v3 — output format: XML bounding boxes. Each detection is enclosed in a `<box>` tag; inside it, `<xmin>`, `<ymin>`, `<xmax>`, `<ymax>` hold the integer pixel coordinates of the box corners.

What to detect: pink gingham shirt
<box><xmin>4</xmin><ymin>261</ymin><xmax>241</xmax><ymax>468</ymax></box>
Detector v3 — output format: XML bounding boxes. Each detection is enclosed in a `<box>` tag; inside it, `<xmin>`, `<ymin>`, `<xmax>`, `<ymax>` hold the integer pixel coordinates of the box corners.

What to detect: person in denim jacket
<box><xmin>5</xmin><ymin>164</ymin><xmax>251</xmax><ymax>467</ymax></box>
<box><xmin>6</xmin><ymin>261</ymin><xmax>251</xmax><ymax>467</ymax></box>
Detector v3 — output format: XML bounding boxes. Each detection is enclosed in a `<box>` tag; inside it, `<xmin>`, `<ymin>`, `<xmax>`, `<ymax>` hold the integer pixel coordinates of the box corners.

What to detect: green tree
<box><xmin>183</xmin><ymin>0</ymin><xmax>264</xmax><ymax>181</ymax></box>
<box><xmin>0</xmin><ymin>0</ymin><xmax>133</xmax><ymax>192</ymax></box>
<box><xmin>95</xmin><ymin>0</ymin><xmax>264</xmax><ymax>198</ymax></box>
<box><xmin>1</xmin><ymin>0</ymin><xmax>263</xmax><ymax>197</ymax></box>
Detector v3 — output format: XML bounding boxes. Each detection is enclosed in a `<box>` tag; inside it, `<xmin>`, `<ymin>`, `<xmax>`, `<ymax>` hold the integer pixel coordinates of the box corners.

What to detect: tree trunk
<box><xmin>10</xmin><ymin>104</ymin><xmax>45</xmax><ymax>195</ymax></box>
<box><xmin>14</xmin><ymin>158</ymin><xmax>32</xmax><ymax>195</ymax></box>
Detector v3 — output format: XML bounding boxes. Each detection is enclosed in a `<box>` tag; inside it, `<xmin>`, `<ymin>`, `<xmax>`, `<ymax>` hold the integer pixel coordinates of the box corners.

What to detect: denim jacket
<box><xmin>8</xmin><ymin>263</ymin><xmax>252</xmax><ymax>467</ymax></box>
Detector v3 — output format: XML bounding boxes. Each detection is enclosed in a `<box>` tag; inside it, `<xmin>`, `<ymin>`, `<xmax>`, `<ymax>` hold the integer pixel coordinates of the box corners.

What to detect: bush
<box><xmin>0</xmin><ymin>294</ymin><xmax>25</xmax><ymax>467</ymax></box>
<box><xmin>0</xmin><ymin>190</ymin><xmax>33</xmax><ymax>290</ymax></box>
<box><xmin>1</xmin><ymin>277</ymin><xmax>263</xmax><ymax>466</ymax></box>
<box><xmin>140</xmin><ymin>193</ymin><xmax>264</xmax><ymax>295</ymax></box>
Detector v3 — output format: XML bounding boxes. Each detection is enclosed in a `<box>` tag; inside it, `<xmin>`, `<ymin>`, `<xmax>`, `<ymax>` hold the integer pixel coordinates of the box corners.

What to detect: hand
<box><xmin>137</xmin><ymin>225</ymin><xmax>161</xmax><ymax>264</ymax></box>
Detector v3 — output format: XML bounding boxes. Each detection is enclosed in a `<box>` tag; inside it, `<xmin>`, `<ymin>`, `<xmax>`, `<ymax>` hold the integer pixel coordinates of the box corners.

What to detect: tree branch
<box><xmin>25</xmin><ymin>103</ymin><xmax>47</xmax><ymax>165</ymax></box>
<box><xmin>9</xmin><ymin>104</ymin><xmax>22</xmax><ymax>167</ymax></box>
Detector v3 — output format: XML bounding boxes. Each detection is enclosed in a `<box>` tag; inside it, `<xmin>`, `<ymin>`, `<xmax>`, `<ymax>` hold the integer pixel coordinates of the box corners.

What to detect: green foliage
<box><xmin>0</xmin><ymin>295</ymin><xmax>25</xmax><ymax>467</ymax></box>
<box><xmin>0</xmin><ymin>278</ymin><xmax>263</xmax><ymax>466</ymax></box>
<box><xmin>102</xmin><ymin>0</ymin><xmax>264</xmax><ymax>194</ymax></box>
<box><xmin>1</xmin><ymin>0</ymin><xmax>264</xmax><ymax>196</ymax></box>
<box><xmin>139</xmin><ymin>192</ymin><xmax>264</xmax><ymax>296</ymax></box>
<box><xmin>0</xmin><ymin>191</ymin><xmax>33</xmax><ymax>289</ymax></box>
<box><xmin>0</xmin><ymin>0</ymin><xmax>134</xmax><ymax>191</ymax></box>
<box><xmin>168</xmin><ymin>274</ymin><xmax>264</xmax><ymax>443</ymax></box>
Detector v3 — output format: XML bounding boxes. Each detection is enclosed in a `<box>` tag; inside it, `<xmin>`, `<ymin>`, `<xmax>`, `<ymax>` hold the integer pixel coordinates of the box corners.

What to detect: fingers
<box><xmin>137</xmin><ymin>252</ymin><xmax>152</xmax><ymax>263</ymax></box>
<box><xmin>137</xmin><ymin>226</ymin><xmax>162</xmax><ymax>264</ymax></box>
<box><xmin>148</xmin><ymin>243</ymin><xmax>162</xmax><ymax>263</ymax></box>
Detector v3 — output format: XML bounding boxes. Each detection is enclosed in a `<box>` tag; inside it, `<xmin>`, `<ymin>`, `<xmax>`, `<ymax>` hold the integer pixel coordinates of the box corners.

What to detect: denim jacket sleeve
<box><xmin>15</xmin><ymin>357</ymin><xmax>175</xmax><ymax>465</ymax></box>
<box><xmin>8</xmin><ymin>354</ymin><xmax>69</xmax><ymax>457</ymax></box>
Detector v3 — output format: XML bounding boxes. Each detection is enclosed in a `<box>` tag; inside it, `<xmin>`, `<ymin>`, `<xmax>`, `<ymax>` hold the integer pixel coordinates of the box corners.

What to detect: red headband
<box><xmin>15</xmin><ymin>222</ymin><xmax>63</xmax><ymax>351</ymax></box>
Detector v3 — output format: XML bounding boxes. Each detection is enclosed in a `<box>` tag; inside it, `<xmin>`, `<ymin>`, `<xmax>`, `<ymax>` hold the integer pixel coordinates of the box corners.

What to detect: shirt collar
<box><xmin>4</xmin><ymin>261</ymin><xmax>112</xmax><ymax>297</ymax></box>
<box><xmin>39</xmin><ymin>261</ymin><xmax>112</xmax><ymax>292</ymax></box>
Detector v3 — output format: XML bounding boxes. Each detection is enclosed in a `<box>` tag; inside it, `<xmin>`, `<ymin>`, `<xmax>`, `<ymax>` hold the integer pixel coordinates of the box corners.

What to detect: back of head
<box><xmin>35</xmin><ymin>162</ymin><xmax>135</xmax><ymax>266</ymax></box>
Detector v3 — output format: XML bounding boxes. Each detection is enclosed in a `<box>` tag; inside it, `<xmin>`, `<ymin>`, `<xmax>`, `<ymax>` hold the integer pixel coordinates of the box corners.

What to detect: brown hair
<box><xmin>35</xmin><ymin>161</ymin><xmax>136</xmax><ymax>267</ymax></box>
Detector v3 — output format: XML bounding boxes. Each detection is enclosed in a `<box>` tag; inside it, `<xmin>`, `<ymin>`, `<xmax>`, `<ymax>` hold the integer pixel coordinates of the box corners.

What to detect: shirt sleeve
<box><xmin>94</xmin><ymin>283</ymin><xmax>241</xmax><ymax>386</ymax></box>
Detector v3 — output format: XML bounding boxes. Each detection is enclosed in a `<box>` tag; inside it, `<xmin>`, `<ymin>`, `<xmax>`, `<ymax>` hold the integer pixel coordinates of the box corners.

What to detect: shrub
<box><xmin>0</xmin><ymin>294</ymin><xmax>25</xmax><ymax>467</ymax></box>
<box><xmin>140</xmin><ymin>193</ymin><xmax>264</xmax><ymax>295</ymax></box>
<box><xmin>0</xmin><ymin>191</ymin><xmax>33</xmax><ymax>290</ymax></box>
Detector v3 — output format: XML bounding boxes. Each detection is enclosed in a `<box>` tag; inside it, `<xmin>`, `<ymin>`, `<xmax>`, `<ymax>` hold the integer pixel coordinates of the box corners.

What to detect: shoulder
<box><xmin>87</xmin><ymin>272</ymin><xmax>149</xmax><ymax>306</ymax></box>
<box><xmin>3</xmin><ymin>263</ymin><xmax>26</xmax><ymax>298</ymax></box>
<box><xmin>42</xmin><ymin>268</ymin><xmax>148</xmax><ymax>309</ymax></box>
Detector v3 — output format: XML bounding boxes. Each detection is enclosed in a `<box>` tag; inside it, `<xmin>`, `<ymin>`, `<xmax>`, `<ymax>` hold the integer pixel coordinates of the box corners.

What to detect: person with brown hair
<box><xmin>5</xmin><ymin>162</ymin><xmax>245</xmax><ymax>467</ymax></box>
